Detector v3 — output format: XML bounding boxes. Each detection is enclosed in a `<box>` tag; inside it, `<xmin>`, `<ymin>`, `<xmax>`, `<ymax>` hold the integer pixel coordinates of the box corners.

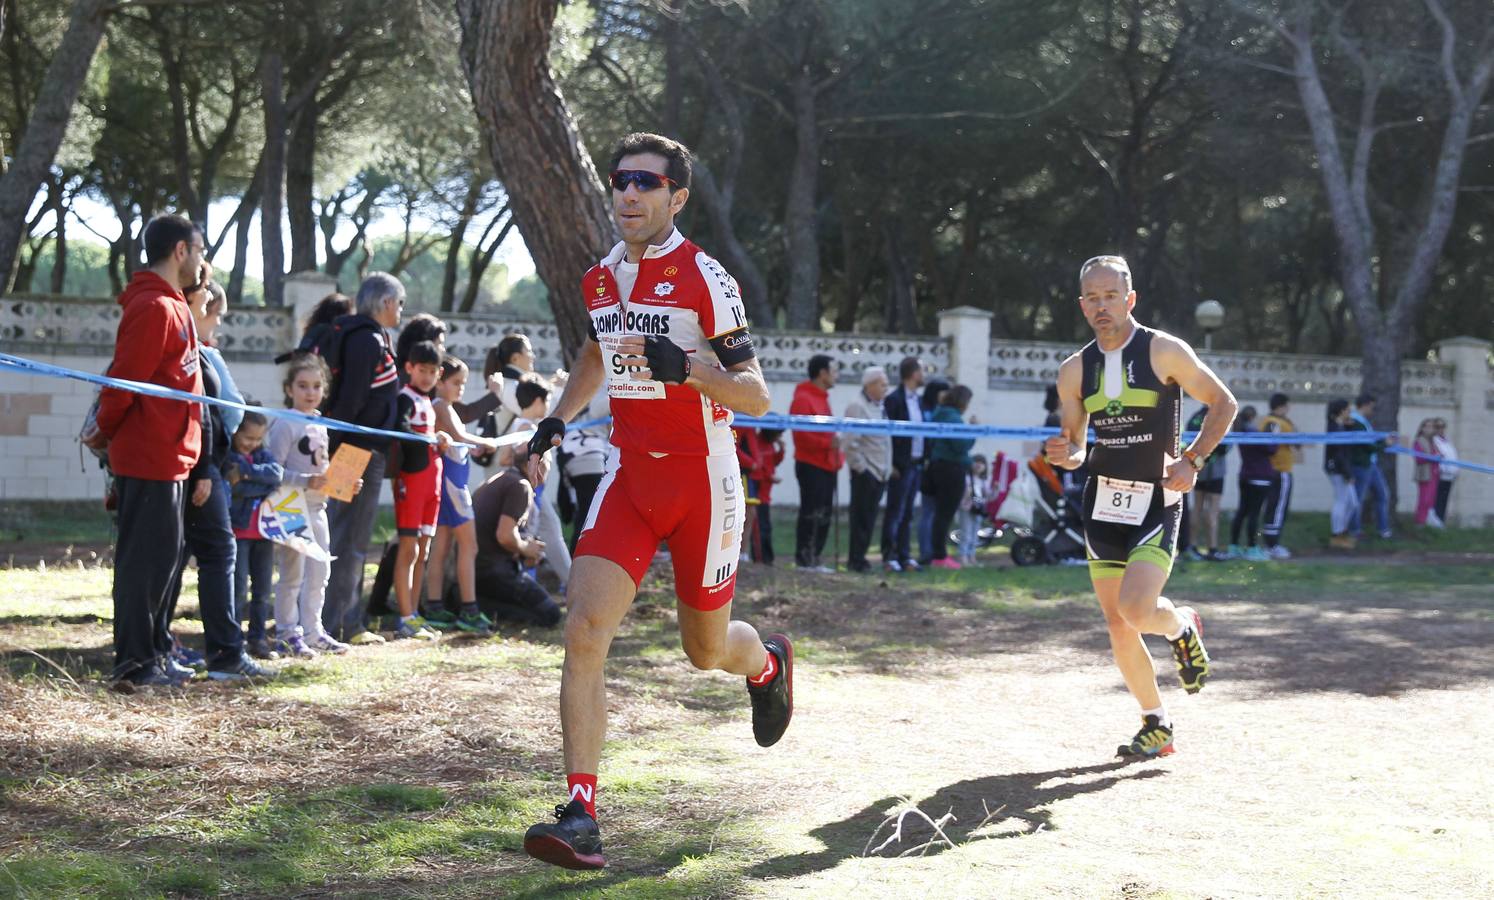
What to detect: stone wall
<box><xmin>3</xmin><ymin>281</ymin><xmax>1490</xmax><ymax>524</ymax></box>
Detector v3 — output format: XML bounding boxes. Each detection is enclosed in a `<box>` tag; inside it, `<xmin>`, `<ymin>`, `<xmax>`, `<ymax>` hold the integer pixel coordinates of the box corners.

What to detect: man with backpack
<box><xmin>321</xmin><ymin>272</ymin><xmax>404</xmax><ymax>644</ymax></box>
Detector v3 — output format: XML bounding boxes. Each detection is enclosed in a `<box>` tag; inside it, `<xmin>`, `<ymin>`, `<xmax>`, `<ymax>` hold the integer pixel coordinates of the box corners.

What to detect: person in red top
<box><xmin>82</xmin><ymin>214</ymin><xmax>206</xmax><ymax>688</ymax></box>
<box><xmin>520</xmin><ymin>132</ymin><xmax>793</xmax><ymax>871</ymax></box>
<box><xmin>790</xmin><ymin>354</ymin><xmax>844</xmax><ymax>571</ymax></box>
<box><xmin>737</xmin><ymin>427</ymin><xmax>786</xmax><ymax>564</ymax></box>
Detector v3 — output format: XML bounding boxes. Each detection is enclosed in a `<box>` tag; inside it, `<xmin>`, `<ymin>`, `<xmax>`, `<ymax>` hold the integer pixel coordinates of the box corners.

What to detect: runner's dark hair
<box><xmin>610</xmin><ymin>132</ymin><xmax>692</xmax><ymax>190</ymax></box>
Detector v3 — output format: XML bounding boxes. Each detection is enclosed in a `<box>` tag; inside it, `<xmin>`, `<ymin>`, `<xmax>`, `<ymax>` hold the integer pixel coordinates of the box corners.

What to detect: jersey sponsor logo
<box><xmin>1126</xmin><ymin>360</ymin><xmax>1135</xmax><ymax>384</ymax></box>
<box><xmin>1105</xmin><ymin>399</ymin><xmax>1125</xmax><ymax>417</ymax></box>
<box><xmin>699</xmin><ymin>255</ymin><xmax>742</xmax><ymax>303</ymax></box>
<box><xmin>664</xmin><ymin>265</ymin><xmax>679</xmax><ymax>276</ymax></box>
<box><xmin>653</xmin><ymin>281</ymin><xmax>675</xmax><ymax>296</ymax></box>
<box><xmin>719</xmin><ymin>474</ymin><xmax>738</xmax><ymax>547</ymax></box>
<box><xmin>593</xmin><ymin>310</ymin><xmax>623</xmax><ymax>334</ymax></box>
<box><xmin>624</xmin><ymin>309</ymin><xmax>671</xmax><ymax>335</ymax></box>
<box><xmin>721</xmin><ymin>331</ymin><xmax>752</xmax><ymax>350</ymax></box>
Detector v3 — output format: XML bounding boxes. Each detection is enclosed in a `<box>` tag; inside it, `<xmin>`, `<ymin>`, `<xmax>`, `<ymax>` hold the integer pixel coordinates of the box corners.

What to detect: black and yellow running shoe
<box><xmin>1169</xmin><ymin>606</ymin><xmax>1210</xmax><ymax>694</ymax></box>
<box><xmin>1117</xmin><ymin>714</ymin><xmax>1175</xmax><ymax>758</ymax></box>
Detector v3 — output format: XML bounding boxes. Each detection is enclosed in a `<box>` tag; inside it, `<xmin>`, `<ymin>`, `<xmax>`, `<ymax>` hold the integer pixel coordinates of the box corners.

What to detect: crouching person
<box><xmin>471</xmin><ymin>455</ymin><xmax>562</xmax><ymax>628</ymax></box>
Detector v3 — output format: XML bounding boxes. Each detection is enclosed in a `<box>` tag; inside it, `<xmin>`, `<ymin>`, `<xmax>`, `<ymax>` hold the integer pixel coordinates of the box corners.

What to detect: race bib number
<box><xmin>602</xmin><ymin>334</ymin><xmax>665</xmax><ymax>400</ymax></box>
<box><xmin>1092</xmin><ymin>476</ymin><xmax>1154</xmax><ymax>526</ymax></box>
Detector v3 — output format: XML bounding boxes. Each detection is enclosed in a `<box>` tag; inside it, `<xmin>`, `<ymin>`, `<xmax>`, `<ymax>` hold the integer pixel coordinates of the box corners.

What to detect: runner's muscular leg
<box><xmin>677</xmin><ymin>601</ymin><xmax>769</xmax><ymax>676</ymax></box>
<box><xmin>1092</xmin><ymin>575</ymin><xmax>1162</xmax><ymax>711</ymax></box>
<box><xmin>1115</xmin><ymin>560</ymin><xmax>1185</xmax><ymax>636</ymax></box>
<box><xmin>561</xmin><ymin>555</ymin><xmax>638</xmax><ymax>776</ymax></box>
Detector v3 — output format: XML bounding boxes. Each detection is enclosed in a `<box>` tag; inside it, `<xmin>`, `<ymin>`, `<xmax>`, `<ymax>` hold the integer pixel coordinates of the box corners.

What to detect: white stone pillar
<box><xmin>1433</xmin><ymin>336</ymin><xmax>1492</xmax><ymax>527</ymax></box>
<box><xmin>283</xmin><ymin>270</ymin><xmax>338</xmax><ymax>347</ymax></box>
<box><xmin>937</xmin><ymin>306</ymin><xmax>993</xmax><ymax>391</ymax></box>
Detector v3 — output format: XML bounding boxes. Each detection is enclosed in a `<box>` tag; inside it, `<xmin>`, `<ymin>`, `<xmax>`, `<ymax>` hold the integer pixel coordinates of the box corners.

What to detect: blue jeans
<box><xmin>324</xmin><ymin>448</ymin><xmax>388</xmax><ymax>640</ymax></box>
<box><xmin>917</xmin><ymin>491</ymin><xmax>936</xmax><ymax>562</ymax></box>
<box><xmin>1351</xmin><ymin>463</ymin><xmax>1390</xmax><ymax>536</ymax></box>
<box><xmin>174</xmin><ymin>467</ymin><xmax>244</xmax><ymax>671</ymax></box>
<box><xmin>234</xmin><ymin>538</ymin><xmax>274</xmax><ymax>641</ymax></box>
<box><xmin>880</xmin><ymin>462</ymin><xmax>921</xmax><ymax>565</ymax></box>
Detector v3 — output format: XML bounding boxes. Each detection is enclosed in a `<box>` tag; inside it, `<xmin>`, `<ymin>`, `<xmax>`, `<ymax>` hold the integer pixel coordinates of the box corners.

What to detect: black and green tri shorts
<box><xmin>1081</xmin><ymin>477</ymin><xmax>1181</xmax><ymax>580</ymax></box>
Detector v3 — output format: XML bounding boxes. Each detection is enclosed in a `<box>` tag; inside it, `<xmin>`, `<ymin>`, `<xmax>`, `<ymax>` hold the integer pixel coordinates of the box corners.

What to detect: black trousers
<box><xmin>112</xmin><ymin>476</ymin><xmax>186</xmax><ymax>682</ymax></box>
<box><xmin>848</xmin><ymin>469</ymin><xmax>886</xmax><ymax>570</ymax></box>
<box><xmin>475</xmin><ymin>558</ymin><xmax>561</xmax><ymax>627</ymax></box>
<box><xmin>1435</xmin><ymin>480</ymin><xmax>1453</xmax><ymax>522</ymax></box>
<box><xmin>794</xmin><ymin>462</ymin><xmax>837</xmax><ymax>567</ymax></box>
<box><xmin>925</xmin><ymin>459</ymin><xmax>965</xmax><ymax>561</ymax></box>
<box><xmin>569</xmin><ymin>472</ymin><xmax>603</xmax><ymax>553</ymax></box>
<box><xmin>1231</xmin><ymin>477</ymin><xmax>1271</xmax><ymax>546</ymax></box>
<box><xmin>1261</xmin><ymin>471</ymin><xmax>1292</xmax><ymax>548</ymax></box>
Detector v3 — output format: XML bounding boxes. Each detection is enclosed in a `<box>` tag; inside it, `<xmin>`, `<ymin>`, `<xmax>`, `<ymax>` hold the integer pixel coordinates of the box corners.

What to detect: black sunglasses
<box><xmin>609</xmin><ymin>169</ymin><xmax>677</xmax><ymax>192</ymax></box>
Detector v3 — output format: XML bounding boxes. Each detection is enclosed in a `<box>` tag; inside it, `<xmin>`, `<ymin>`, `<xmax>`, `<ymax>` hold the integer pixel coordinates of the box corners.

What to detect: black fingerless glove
<box><xmin>527</xmin><ymin>416</ymin><xmax>566</xmax><ymax>459</ymax></box>
<box><xmin>644</xmin><ymin>334</ymin><xmax>691</xmax><ymax>384</ymax></box>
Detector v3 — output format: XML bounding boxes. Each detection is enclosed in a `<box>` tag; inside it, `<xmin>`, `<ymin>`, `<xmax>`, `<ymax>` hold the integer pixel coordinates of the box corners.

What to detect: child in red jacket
<box><xmin>737</xmin><ymin>428</ymin><xmax>785</xmax><ymax>564</ymax></box>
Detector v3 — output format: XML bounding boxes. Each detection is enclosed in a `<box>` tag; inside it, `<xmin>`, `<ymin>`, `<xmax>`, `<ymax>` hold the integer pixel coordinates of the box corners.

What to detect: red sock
<box><xmin>747</xmin><ymin>650</ymin><xmax>777</xmax><ymax>686</ymax></box>
<box><xmin>567</xmin><ymin>773</ymin><xmax>597</xmax><ymax>818</ymax></box>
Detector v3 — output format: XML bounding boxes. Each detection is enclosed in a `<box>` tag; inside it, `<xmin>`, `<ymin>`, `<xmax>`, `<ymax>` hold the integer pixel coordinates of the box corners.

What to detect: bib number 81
<box><xmin>1110</xmin><ymin>491</ymin><xmax>1132</xmax><ymax>509</ymax></box>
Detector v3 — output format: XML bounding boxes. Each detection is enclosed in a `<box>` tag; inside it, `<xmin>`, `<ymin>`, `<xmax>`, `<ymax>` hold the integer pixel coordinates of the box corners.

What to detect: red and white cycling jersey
<box><xmin>583</xmin><ymin>228</ymin><xmax>755</xmax><ymax>457</ymax></box>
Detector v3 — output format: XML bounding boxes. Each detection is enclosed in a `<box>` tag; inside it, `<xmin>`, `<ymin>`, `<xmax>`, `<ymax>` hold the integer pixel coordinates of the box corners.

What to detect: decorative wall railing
<box><xmin>752</xmin><ymin>330</ymin><xmax>949</xmax><ymax>383</ymax></box>
<box><xmin>0</xmin><ymin>294</ymin><xmax>1461</xmax><ymax>404</ymax></box>
<box><xmin>985</xmin><ymin>337</ymin><xmax>1457</xmax><ymax>406</ymax></box>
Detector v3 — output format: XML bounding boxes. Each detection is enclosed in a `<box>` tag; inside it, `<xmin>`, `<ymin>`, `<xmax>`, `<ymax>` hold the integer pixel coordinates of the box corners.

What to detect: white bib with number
<box><xmin>602</xmin><ymin>334</ymin><xmax>666</xmax><ymax>400</ymax></box>
<box><xmin>1092</xmin><ymin>475</ymin><xmax>1154</xmax><ymax>526</ymax></box>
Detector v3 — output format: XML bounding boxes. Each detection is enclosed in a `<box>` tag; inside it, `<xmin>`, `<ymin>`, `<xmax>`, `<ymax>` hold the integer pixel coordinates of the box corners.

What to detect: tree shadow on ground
<box><xmin>748</xmin><ymin>758</ymin><xmax>1164</xmax><ymax>881</ymax></box>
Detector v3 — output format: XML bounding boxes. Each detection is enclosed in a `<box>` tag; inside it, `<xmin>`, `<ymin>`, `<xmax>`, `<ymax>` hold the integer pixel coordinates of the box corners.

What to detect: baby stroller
<box><xmin>995</xmin><ymin>453</ymin><xmax>1087</xmax><ymax>566</ymax></box>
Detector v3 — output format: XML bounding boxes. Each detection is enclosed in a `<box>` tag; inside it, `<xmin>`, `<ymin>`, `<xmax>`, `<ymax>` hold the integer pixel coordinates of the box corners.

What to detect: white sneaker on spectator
<box><xmin>1268</xmin><ymin>545</ymin><xmax>1292</xmax><ymax>560</ymax></box>
<box><xmin>884</xmin><ymin>560</ymin><xmax>903</xmax><ymax>573</ymax></box>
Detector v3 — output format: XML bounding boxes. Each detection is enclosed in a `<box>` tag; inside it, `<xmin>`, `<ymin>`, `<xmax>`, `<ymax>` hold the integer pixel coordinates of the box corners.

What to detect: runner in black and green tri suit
<box><xmin>1046</xmin><ymin>256</ymin><xmax>1238</xmax><ymax>758</ymax></box>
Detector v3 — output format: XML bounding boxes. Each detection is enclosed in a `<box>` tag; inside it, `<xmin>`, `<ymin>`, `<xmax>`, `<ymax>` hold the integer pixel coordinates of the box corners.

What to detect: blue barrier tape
<box><xmin>732</xmin><ymin>412</ymin><xmax>1393</xmax><ymax>445</ymax></box>
<box><xmin>0</xmin><ymin>351</ymin><xmax>512</xmax><ymax>448</ymax></box>
<box><xmin>11</xmin><ymin>353</ymin><xmax>1483</xmax><ymax>475</ymax></box>
<box><xmin>1384</xmin><ymin>444</ymin><xmax>1494</xmax><ymax>476</ymax></box>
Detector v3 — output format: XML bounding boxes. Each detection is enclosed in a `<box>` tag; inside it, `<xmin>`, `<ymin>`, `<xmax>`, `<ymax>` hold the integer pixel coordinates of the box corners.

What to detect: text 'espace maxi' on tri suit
<box><xmin>1078</xmin><ymin>324</ymin><xmax>1184</xmax><ymax>579</ymax></box>
<box><xmin>575</xmin><ymin>228</ymin><xmax>757</xmax><ymax>611</ymax></box>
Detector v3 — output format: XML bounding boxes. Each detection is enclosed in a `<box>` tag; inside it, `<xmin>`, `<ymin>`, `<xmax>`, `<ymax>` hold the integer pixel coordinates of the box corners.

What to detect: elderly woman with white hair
<box><xmin>842</xmin><ymin>366</ymin><xmax>893</xmax><ymax>572</ymax></box>
<box><xmin>322</xmin><ymin>271</ymin><xmax>405</xmax><ymax>644</ymax></box>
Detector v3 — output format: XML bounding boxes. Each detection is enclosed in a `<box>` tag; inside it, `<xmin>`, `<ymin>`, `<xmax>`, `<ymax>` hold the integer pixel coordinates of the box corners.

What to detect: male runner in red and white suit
<box><xmin>521</xmin><ymin>132</ymin><xmax>793</xmax><ymax>870</ymax></box>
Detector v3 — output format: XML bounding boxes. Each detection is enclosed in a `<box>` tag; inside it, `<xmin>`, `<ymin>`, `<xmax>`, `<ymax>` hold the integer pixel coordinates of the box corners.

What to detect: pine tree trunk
<box><xmin>261</xmin><ymin>49</ymin><xmax>287</xmax><ymax>307</ymax></box>
<box><xmin>456</xmin><ymin>0</ymin><xmax>616</xmax><ymax>361</ymax></box>
<box><xmin>0</xmin><ymin>0</ymin><xmax>110</xmax><ymax>292</ymax></box>
<box><xmin>782</xmin><ymin>69</ymin><xmax>821</xmax><ymax>330</ymax></box>
<box><xmin>286</xmin><ymin>101</ymin><xmax>319</xmax><ymax>273</ymax></box>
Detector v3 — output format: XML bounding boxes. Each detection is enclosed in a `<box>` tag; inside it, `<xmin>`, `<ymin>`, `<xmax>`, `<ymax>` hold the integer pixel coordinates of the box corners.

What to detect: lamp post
<box><xmin>1195</xmin><ymin>299</ymin><xmax>1225</xmax><ymax>351</ymax></box>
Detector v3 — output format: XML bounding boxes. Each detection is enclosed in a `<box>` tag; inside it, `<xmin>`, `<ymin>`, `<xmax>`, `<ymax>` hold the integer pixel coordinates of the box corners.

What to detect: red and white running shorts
<box><xmin>575</xmin><ymin>449</ymin><xmax>745</xmax><ymax>610</ymax></box>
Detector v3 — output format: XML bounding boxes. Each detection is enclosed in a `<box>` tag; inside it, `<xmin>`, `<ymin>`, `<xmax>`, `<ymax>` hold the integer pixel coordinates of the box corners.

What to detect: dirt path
<box><xmin>2</xmin><ymin>563</ymin><xmax>1491</xmax><ymax>898</ymax></box>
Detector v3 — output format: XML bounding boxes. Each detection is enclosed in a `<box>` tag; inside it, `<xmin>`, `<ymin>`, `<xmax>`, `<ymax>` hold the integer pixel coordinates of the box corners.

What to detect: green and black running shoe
<box><xmin>421</xmin><ymin>608</ymin><xmax>459</xmax><ymax>631</ymax></box>
<box><xmin>524</xmin><ymin>800</ymin><xmax>605</xmax><ymax>870</ymax></box>
<box><xmin>455</xmin><ymin>609</ymin><xmax>494</xmax><ymax>635</ymax></box>
<box><xmin>1118</xmin><ymin>714</ymin><xmax>1175</xmax><ymax>758</ymax></box>
<box><xmin>1169</xmin><ymin>606</ymin><xmax>1210</xmax><ymax>694</ymax></box>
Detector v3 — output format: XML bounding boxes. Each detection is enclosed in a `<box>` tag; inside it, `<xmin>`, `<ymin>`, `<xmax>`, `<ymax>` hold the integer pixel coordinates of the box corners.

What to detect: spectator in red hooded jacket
<box><xmin>83</xmin><ymin>214</ymin><xmax>206</xmax><ymax>689</ymax></box>
<box><xmin>790</xmin><ymin>354</ymin><xmax>844</xmax><ymax>571</ymax></box>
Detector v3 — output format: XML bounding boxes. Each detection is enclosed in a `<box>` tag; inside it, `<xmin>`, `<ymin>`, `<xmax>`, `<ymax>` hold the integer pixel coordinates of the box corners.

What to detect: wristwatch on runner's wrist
<box><xmin>1182</xmin><ymin>448</ymin><xmax>1206</xmax><ymax>471</ymax></box>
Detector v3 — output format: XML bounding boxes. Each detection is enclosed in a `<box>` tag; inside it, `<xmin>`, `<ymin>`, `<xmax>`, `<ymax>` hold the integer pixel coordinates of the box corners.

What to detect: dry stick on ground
<box><xmin>863</xmin><ymin>798</ymin><xmax>959</xmax><ymax>857</ymax></box>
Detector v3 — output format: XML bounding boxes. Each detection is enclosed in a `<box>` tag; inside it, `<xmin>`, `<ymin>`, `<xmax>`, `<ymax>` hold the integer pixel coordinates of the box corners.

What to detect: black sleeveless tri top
<box><xmin>1079</xmin><ymin>325</ymin><xmax>1181</xmax><ymax>482</ymax></box>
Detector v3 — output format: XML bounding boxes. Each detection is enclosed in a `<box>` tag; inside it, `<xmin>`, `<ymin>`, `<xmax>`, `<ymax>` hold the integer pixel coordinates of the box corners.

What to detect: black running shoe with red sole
<box><xmin>523</xmin><ymin>800</ymin><xmax>605</xmax><ymax>870</ymax></box>
<box><xmin>748</xmin><ymin>634</ymin><xmax>793</xmax><ymax>747</ymax></box>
